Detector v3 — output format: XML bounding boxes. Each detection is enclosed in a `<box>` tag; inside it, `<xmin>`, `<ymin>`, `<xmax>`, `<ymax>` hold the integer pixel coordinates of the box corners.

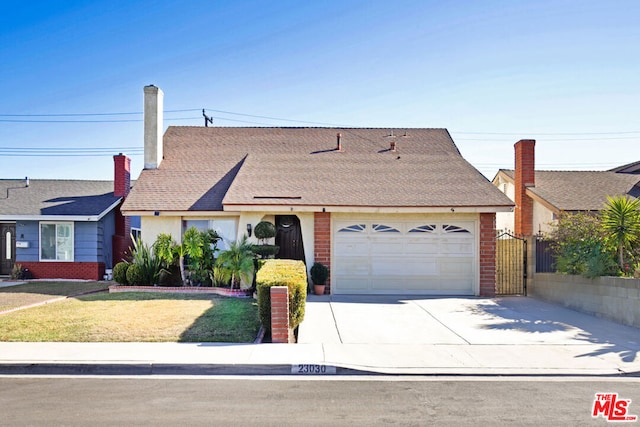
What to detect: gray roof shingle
<box><xmin>0</xmin><ymin>179</ymin><xmax>119</xmax><ymax>217</ymax></box>
<box><xmin>123</xmin><ymin>127</ymin><xmax>513</xmax><ymax>212</ymax></box>
<box><xmin>500</xmin><ymin>170</ymin><xmax>640</xmax><ymax>211</ymax></box>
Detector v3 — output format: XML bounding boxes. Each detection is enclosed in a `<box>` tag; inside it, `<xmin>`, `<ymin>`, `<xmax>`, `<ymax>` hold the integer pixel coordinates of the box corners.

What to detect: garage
<box><xmin>332</xmin><ymin>217</ymin><xmax>477</xmax><ymax>295</ymax></box>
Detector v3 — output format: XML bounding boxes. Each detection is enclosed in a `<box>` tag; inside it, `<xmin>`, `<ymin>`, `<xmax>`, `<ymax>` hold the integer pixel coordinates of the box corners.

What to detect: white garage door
<box><xmin>333</xmin><ymin>219</ymin><xmax>476</xmax><ymax>295</ymax></box>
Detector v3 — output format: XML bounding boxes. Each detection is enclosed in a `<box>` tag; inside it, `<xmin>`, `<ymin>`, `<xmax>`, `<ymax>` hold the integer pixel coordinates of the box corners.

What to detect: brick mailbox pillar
<box><xmin>270</xmin><ymin>286</ymin><xmax>290</xmax><ymax>343</ymax></box>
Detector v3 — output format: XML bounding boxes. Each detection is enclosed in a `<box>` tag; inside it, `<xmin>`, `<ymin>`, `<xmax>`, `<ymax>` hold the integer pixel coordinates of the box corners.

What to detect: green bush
<box><xmin>256</xmin><ymin>259</ymin><xmax>307</xmax><ymax>331</ymax></box>
<box><xmin>252</xmin><ymin>244</ymin><xmax>279</xmax><ymax>258</ymax></box>
<box><xmin>125</xmin><ymin>263</ymin><xmax>145</xmax><ymax>286</ymax></box>
<box><xmin>254</xmin><ymin>221</ymin><xmax>276</xmax><ymax>240</ymax></box>
<box><xmin>112</xmin><ymin>262</ymin><xmax>129</xmax><ymax>285</ymax></box>
<box><xmin>310</xmin><ymin>262</ymin><xmax>329</xmax><ymax>284</ymax></box>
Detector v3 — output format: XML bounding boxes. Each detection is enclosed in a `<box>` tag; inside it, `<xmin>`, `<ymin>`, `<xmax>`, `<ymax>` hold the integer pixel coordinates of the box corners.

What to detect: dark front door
<box><xmin>275</xmin><ymin>215</ymin><xmax>305</xmax><ymax>263</ymax></box>
<box><xmin>0</xmin><ymin>224</ymin><xmax>16</xmax><ymax>276</ymax></box>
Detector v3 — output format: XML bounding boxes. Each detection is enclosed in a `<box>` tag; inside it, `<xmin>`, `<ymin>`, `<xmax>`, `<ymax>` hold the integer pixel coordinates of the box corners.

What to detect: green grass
<box><xmin>0</xmin><ymin>281</ymin><xmax>108</xmax><ymax>312</ymax></box>
<box><xmin>0</xmin><ymin>292</ymin><xmax>260</xmax><ymax>343</ymax></box>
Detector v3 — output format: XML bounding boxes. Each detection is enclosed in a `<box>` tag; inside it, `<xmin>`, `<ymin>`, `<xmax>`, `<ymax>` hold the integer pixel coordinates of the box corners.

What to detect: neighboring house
<box><xmin>0</xmin><ymin>154</ymin><xmax>133</xmax><ymax>280</ymax></box>
<box><xmin>493</xmin><ymin>140</ymin><xmax>640</xmax><ymax>235</ymax></box>
<box><xmin>122</xmin><ymin>85</ymin><xmax>513</xmax><ymax>296</ymax></box>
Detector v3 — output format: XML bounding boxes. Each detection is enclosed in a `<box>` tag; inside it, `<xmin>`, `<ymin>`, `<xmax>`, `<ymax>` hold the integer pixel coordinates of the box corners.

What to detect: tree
<box><xmin>549</xmin><ymin>211</ymin><xmax>617</xmax><ymax>277</ymax></box>
<box><xmin>601</xmin><ymin>195</ymin><xmax>640</xmax><ymax>271</ymax></box>
<box><xmin>215</xmin><ymin>236</ymin><xmax>254</xmax><ymax>290</ymax></box>
<box><xmin>175</xmin><ymin>226</ymin><xmax>203</xmax><ymax>286</ymax></box>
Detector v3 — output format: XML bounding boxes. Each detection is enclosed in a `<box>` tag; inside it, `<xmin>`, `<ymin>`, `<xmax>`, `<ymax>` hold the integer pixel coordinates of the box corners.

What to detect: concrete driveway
<box><xmin>298</xmin><ymin>295</ymin><xmax>640</xmax><ymax>349</ymax></box>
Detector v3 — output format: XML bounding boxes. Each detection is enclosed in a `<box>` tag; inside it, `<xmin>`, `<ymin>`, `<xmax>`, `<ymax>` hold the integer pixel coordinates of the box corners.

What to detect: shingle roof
<box><xmin>0</xmin><ymin>179</ymin><xmax>119</xmax><ymax>217</ymax></box>
<box><xmin>123</xmin><ymin>127</ymin><xmax>513</xmax><ymax>212</ymax></box>
<box><xmin>500</xmin><ymin>170</ymin><xmax>640</xmax><ymax>211</ymax></box>
<box><xmin>609</xmin><ymin>160</ymin><xmax>640</xmax><ymax>174</ymax></box>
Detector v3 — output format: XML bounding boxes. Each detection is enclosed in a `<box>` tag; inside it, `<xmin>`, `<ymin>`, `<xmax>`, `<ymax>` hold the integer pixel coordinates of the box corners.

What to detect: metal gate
<box><xmin>496</xmin><ymin>230</ymin><xmax>527</xmax><ymax>295</ymax></box>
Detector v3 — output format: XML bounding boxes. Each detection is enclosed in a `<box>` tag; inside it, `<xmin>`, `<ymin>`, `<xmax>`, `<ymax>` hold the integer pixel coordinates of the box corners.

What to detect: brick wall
<box><xmin>479</xmin><ymin>213</ymin><xmax>496</xmax><ymax>297</ymax></box>
<box><xmin>19</xmin><ymin>262</ymin><xmax>105</xmax><ymax>281</ymax></box>
<box><xmin>314</xmin><ymin>212</ymin><xmax>331</xmax><ymax>294</ymax></box>
<box><xmin>514</xmin><ymin>139</ymin><xmax>535</xmax><ymax>236</ymax></box>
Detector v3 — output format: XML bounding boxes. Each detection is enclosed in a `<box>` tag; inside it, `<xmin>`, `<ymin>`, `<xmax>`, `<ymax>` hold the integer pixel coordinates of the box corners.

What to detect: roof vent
<box><xmin>25</xmin><ymin>177</ymin><xmax>29</xmax><ymax>187</ymax></box>
<box><xmin>390</xmin><ymin>141</ymin><xmax>396</xmax><ymax>151</ymax></box>
<box><xmin>336</xmin><ymin>133</ymin><xmax>342</xmax><ymax>151</ymax></box>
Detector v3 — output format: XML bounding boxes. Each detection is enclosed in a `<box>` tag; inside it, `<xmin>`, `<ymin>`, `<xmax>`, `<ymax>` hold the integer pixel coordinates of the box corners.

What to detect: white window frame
<box><xmin>39</xmin><ymin>222</ymin><xmax>74</xmax><ymax>262</ymax></box>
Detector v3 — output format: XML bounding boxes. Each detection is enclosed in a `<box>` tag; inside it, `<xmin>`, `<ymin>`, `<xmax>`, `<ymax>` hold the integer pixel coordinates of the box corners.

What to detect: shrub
<box><xmin>254</xmin><ymin>221</ymin><xmax>276</xmax><ymax>240</ymax></box>
<box><xmin>252</xmin><ymin>244</ymin><xmax>279</xmax><ymax>258</ymax></box>
<box><xmin>10</xmin><ymin>263</ymin><xmax>23</xmax><ymax>280</ymax></box>
<box><xmin>112</xmin><ymin>262</ymin><xmax>130</xmax><ymax>285</ymax></box>
<box><xmin>310</xmin><ymin>262</ymin><xmax>329</xmax><ymax>284</ymax></box>
<box><xmin>256</xmin><ymin>259</ymin><xmax>307</xmax><ymax>331</ymax></box>
<box><xmin>125</xmin><ymin>263</ymin><xmax>145</xmax><ymax>286</ymax></box>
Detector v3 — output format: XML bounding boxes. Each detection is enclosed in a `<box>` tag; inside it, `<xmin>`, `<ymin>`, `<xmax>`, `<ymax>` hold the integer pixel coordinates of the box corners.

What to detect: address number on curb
<box><xmin>292</xmin><ymin>364</ymin><xmax>337</xmax><ymax>375</ymax></box>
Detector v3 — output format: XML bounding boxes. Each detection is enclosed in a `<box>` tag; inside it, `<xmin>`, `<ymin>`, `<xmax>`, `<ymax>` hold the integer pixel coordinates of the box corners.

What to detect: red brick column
<box><xmin>270</xmin><ymin>286</ymin><xmax>290</xmax><ymax>343</ymax></box>
<box><xmin>314</xmin><ymin>212</ymin><xmax>331</xmax><ymax>294</ymax></box>
<box><xmin>479</xmin><ymin>213</ymin><xmax>497</xmax><ymax>297</ymax></box>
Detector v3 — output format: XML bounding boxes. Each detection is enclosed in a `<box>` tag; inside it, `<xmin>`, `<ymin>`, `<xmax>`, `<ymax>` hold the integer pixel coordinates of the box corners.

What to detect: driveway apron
<box><xmin>299</xmin><ymin>295</ymin><xmax>640</xmax><ymax>351</ymax></box>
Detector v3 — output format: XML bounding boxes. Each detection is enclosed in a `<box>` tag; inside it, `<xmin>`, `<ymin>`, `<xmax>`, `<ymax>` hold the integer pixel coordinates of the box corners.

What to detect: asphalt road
<box><xmin>2</xmin><ymin>376</ymin><xmax>639</xmax><ymax>426</ymax></box>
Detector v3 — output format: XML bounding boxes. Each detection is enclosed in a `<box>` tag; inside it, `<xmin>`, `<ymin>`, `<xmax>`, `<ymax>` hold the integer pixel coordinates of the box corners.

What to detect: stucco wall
<box><xmin>530</xmin><ymin>273</ymin><xmax>640</xmax><ymax>328</ymax></box>
<box><xmin>141</xmin><ymin>216</ymin><xmax>182</xmax><ymax>245</ymax></box>
<box><xmin>532</xmin><ymin>200</ymin><xmax>555</xmax><ymax>235</ymax></box>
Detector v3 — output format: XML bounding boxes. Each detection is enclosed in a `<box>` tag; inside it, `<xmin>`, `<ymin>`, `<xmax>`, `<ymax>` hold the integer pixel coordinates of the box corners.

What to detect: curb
<box><xmin>0</xmin><ymin>363</ymin><xmax>638</xmax><ymax>377</ymax></box>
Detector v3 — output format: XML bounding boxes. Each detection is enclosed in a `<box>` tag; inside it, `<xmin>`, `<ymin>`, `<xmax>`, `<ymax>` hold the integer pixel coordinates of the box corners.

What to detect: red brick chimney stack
<box><xmin>113</xmin><ymin>153</ymin><xmax>132</xmax><ymax>264</ymax></box>
<box><xmin>514</xmin><ymin>139</ymin><xmax>535</xmax><ymax>236</ymax></box>
<box><xmin>113</xmin><ymin>153</ymin><xmax>131</xmax><ymax>198</ymax></box>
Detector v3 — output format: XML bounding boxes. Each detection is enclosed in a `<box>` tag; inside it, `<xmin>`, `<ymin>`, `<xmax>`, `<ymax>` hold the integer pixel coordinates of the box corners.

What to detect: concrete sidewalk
<box><xmin>0</xmin><ymin>295</ymin><xmax>638</xmax><ymax>376</ymax></box>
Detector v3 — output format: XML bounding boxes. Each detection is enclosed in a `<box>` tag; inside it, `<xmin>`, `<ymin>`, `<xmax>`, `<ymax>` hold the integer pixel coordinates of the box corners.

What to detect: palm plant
<box><xmin>215</xmin><ymin>236</ymin><xmax>254</xmax><ymax>290</ymax></box>
<box><xmin>176</xmin><ymin>226</ymin><xmax>204</xmax><ymax>286</ymax></box>
<box><xmin>601</xmin><ymin>195</ymin><xmax>640</xmax><ymax>270</ymax></box>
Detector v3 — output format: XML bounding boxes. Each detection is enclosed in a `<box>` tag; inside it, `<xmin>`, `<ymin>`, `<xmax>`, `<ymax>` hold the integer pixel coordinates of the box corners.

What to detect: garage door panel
<box><xmin>334</xmin><ymin>240</ymin><xmax>369</xmax><ymax>255</ymax></box>
<box><xmin>440</xmin><ymin>241</ymin><xmax>474</xmax><ymax>255</ymax></box>
<box><xmin>335</xmin><ymin>278</ymin><xmax>369</xmax><ymax>292</ymax></box>
<box><xmin>333</xmin><ymin>218</ymin><xmax>477</xmax><ymax>295</ymax></box>
<box><xmin>371</xmin><ymin>257</ymin><xmax>438</xmax><ymax>276</ymax></box>
<box><xmin>334</xmin><ymin>258</ymin><xmax>369</xmax><ymax>275</ymax></box>
<box><xmin>405</xmin><ymin>241</ymin><xmax>439</xmax><ymax>254</ymax></box>
<box><xmin>439</xmin><ymin>258</ymin><xmax>474</xmax><ymax>275</ymax></box>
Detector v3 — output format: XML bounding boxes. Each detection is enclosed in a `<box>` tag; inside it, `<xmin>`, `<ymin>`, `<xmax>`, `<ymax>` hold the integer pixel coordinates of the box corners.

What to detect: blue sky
<box><xmin>1</xmin><ymin>0</ymin><xmax>639</xmax><ymax>181</ymax></box>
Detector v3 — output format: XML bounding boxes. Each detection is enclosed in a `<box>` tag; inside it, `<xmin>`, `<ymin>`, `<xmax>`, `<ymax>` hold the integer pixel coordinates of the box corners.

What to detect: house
<box><xmin>122</xmin><ymin>85</ymin><xmax>513</xmax><ymax>296</ymax></box>
<box><xmin>493</xmin><ymin>140</ymin><xmax>640</xmax><ymax>235</ymax></box>
<box><xmin>0</xmin><ymin>154</ymin><xmax>135</xmax><ymax>280</ymax></box>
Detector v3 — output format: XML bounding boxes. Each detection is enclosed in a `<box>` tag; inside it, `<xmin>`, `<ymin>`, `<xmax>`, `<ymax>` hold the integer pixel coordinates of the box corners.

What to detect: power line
<box><xmin>0</xmin><ymin>109</ymin><xmax>201</xmax><ymax>117</ymax></box>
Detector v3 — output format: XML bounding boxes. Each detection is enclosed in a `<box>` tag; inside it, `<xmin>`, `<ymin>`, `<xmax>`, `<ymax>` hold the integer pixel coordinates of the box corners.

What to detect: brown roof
<box><xmin>123</xmin><ymin>127</ymin><xmax>513</xmax><ymax>212</ymax></box>
<box><xmin>499</xmin><ymin>170</ymin><xmax>640</xmax><ymax>211</ymax></box>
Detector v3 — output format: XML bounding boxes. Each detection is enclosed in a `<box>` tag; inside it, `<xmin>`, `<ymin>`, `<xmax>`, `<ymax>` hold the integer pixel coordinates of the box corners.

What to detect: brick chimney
<box><xmin>514</xmin><ymin>139</ymin><xmax>536</xmax><ymax>236</ymax></box>
<box><xmin>113</xmin><ymin>153</ymin><xmax>132</xmax><ymax>265</ymax></box>
<box><xmin>113</xmin><ymin>153</ymin><xmax>131</xmax><ymax>198</ymax></box>
<box><xmin>144</xmin><ymin>85</ymin><xmax>164</xmax><ymax>169</ymax></box>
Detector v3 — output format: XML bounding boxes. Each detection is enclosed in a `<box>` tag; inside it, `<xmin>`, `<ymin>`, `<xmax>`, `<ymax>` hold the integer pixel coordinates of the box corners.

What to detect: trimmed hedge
<box><xmin>256</xmin><ymin>259</ymin><xmax>307</xmax><ymax>331</ymax></box>
<box><xmin>125</xmin><ymin>263</ymin><xmax>144</xmax><ymax>286</ymax></box>
<box><xmin>113</xmin><ymin>261</ymin><xmax>129</xmax><ymax>285</ymax></box>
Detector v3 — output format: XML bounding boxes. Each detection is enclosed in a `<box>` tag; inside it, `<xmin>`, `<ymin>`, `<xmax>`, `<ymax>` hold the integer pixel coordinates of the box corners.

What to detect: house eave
<box><xmin>0</xmin><ymin>198</ymin><xmax>121</xmax><ymax>223</ymax></box>
<box><xmin>221</xmin><ymin>204</ymin><xmax>514</xmax><ymax>213</ymax></box>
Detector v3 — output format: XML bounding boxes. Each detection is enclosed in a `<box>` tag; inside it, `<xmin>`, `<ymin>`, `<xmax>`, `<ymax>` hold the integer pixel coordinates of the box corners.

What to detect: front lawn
<box><xmin>0</xmin><ymin>281</ymin><xmax>108</xmax><ymax>312</ymax></box>
<box><xmin>0</xmin><ymin>292</ymin><xmax>260</xmax><ymax>343</ymax></box>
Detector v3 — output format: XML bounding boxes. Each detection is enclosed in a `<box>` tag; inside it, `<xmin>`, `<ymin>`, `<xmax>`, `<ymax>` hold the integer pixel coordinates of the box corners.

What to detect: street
<box><xmin>2</xmin><ymin>376</ymin><xmax>639</xmax><ymax>426</ymax></box>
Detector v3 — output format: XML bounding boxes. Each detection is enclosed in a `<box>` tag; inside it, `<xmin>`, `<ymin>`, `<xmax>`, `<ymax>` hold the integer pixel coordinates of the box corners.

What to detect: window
<box><xmin>131</xmin><ymin>228</ymin><xmax>141</xmax><ymax>242</ymax></box>
<box><xmin>372</xmin><ymin>224</ymin><xmax>400</xmax><ymax>233</ymax></box>
<box><xmin>40</xmin><ymin>222</ymin><xmax>73</xmax><ymax>261</ymax></box>
<box><xmin>338</xmin><ymin>224</ymin><xmax>366</xmax><ymax>232</ymax></box>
